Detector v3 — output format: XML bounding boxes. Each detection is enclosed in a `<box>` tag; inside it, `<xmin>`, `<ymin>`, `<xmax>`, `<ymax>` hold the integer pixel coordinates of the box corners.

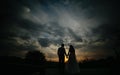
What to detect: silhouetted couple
<box><xmin>57</xmin><ymin>44</ymin><xmax>80</xmax><ymax>74</ymax></box>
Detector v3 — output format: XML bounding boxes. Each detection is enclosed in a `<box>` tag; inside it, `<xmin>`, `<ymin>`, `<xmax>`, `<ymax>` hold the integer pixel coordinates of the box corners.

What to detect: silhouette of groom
<box><xmin>57</xmin><ymin>44</ymin><xmax>67</xmax><ymax>69</ymax></box>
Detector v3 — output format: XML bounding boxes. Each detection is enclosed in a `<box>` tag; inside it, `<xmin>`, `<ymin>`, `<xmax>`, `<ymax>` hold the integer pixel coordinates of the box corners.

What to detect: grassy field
<box><xmin>0</xmin><ymin>56</ymin><xmax>119</xmax><ymax>75</ymax></box>
<box><xmin>29</xmin><ymin>67</ymin><xmax>113</xmax><ymax>75</ymax></box>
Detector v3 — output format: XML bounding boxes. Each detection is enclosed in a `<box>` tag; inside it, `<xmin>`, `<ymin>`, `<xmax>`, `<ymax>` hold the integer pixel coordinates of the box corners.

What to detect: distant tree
<box><xmin>25</xmin><ymin>51</ymin><xmax>46</xmax><ymax>75</ymax></box>
<box><xmin>25</xmin><ymin>51</ymin><xmax>46</xmax><ymax>65</ymax></box>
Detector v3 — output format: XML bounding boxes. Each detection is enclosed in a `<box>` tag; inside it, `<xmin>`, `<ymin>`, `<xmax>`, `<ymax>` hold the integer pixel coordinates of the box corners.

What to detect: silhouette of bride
<box><xmin>65</xmin><ymin>45</ymin><xmax>80</xmax><ymax>74</ymax></box>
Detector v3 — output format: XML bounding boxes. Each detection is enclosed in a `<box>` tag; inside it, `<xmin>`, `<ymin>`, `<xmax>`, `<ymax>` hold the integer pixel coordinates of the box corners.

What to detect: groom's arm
<box><xmin>64</xmin><ymin>48</ymin><xmax>67</xmax><ymax>56</ymax></box>
<box><xmin>68</xmin><ymin>50</ymin><xmax>70</xmax><ymax>55</ymax></box>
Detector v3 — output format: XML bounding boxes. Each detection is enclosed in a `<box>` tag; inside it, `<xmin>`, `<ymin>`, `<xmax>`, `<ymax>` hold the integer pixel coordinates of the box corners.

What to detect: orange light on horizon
<box><xmin>46</xmin><ymin>56</ymin><xmax>85</xmax><ymax>62</ymax></box>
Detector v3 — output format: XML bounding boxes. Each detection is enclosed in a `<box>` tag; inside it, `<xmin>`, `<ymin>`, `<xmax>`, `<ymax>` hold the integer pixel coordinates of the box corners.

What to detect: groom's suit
<box><xmin>58</xmin><ymin>46</ymin><xmax>66</xmax><ymax>68</ymax></box>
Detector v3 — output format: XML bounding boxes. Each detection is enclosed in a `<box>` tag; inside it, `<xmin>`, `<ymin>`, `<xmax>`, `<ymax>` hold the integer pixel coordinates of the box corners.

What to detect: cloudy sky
<box><xmin>0</xmin><ymin>0</ymin><xmax>120</xmax><ymax>62</ymax></box>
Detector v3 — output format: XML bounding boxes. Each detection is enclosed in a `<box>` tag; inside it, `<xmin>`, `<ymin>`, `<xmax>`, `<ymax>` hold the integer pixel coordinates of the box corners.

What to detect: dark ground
<box><xmin>0</xmin><ymin>56</ymin><xmax>120</xmax><ymax>75</ymax></box>
<box><xmin>45</xmin><ymin>68</ymin><xmax>112</xmax><ymax>75</ymax></box>
<box><xmin>0</xmin><ymin>63</ymin><xmax>118</xmax><ymax>75</ymax></box>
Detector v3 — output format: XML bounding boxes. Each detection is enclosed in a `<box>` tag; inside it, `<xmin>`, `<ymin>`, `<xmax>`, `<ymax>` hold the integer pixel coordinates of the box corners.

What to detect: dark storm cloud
<box><xmin>0</xmin><ymin>0</ymin><xmax>120</xmax><ymax>60</ymax></box>
<box><xmin>0</xmin><ymin>0</ymin><xmax>29</xmax><ymax>37</ymax></box>
<box><xmin>73</xmin><ymin>0</ymin><xmax>120</xmax><ymax>51</ymax></box>
<box><xmin>67</xmin><ymin>28</ymin><xmax>82</xmax><ymax>42</ymax></box>
<box><xmin>0</xmin><ymin>0</ymin><xmax>66</xmax><ymax>51</ymax></box>
<box><xmin>43</xmin><ymin>22</ymin><xmax>65</xmax><ymax>37</ymax></box>
<box><xmin>0</xmin><ymin>0</ymin><xmax>41</xmax><ymax>56</ymax></box>
<box><xmin>17</xmin><ymin>19</ymin><xmax>46</xmax><ymax>37</ymax></box>
<box><xmin>91</xmin><ymin>23</ymin><xmax>120</xmax><ymax>49</ymax></box>
<box><xmin>38</xmin><ymin>38</ymin><xmax>50</xmax><ymax>47</ymax></box>
<box><xmin>72</xmin><ymin>0</ymin><xmax>119</xmax><ymax>22</ymax></box>
<box><xmin>93</xmin><ymin>24</ymin><xmax>120</xmax><ymax>39</ymax></box>
<box><xmin>0</xmin><ymin>38</ymin><xmax>17</xmax><ymax>50</ymax></box>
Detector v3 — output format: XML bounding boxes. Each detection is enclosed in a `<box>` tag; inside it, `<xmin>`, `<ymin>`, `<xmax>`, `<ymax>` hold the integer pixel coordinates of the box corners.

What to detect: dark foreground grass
<box><xmin>45</xmin><ymin>68</ymin><xmax>113</xmax><ymax>75</ymax></box>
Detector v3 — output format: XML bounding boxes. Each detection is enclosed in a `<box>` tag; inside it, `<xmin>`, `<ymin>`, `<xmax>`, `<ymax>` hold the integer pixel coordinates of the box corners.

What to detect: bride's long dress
<box><xmin>65</xmin><ymin>50</ymin><xmax>80</xmax><ymax>74</ymax></box>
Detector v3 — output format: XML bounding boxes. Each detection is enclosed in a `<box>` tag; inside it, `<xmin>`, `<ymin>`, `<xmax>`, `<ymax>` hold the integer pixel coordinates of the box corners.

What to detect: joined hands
<box><xmin>66</xmin><ymin>55</ymin><xmax>69</xmax><ymax>58</ymax></box>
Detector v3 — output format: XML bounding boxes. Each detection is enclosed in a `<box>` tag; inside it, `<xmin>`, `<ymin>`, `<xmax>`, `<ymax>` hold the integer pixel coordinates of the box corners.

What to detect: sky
<box><xmin>0</xmin><ymin>0</ymin><xmax>120</xmax><ymax>62</ymax></box>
